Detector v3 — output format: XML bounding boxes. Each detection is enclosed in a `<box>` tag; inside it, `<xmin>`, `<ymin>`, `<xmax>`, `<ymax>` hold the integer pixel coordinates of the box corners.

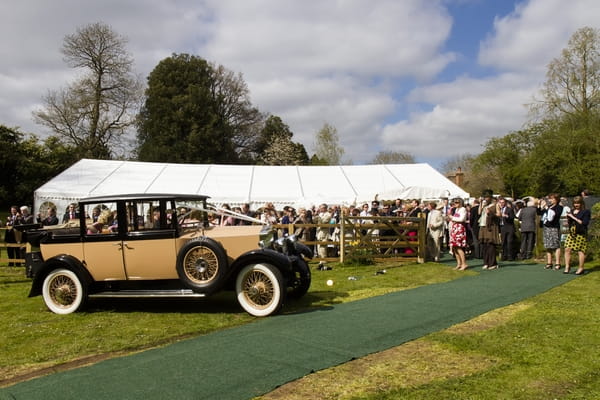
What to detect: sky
<box><xmin>1</xmin><ymin>0</ymin><xmax>599</xmax><ymax>168</ymax></box>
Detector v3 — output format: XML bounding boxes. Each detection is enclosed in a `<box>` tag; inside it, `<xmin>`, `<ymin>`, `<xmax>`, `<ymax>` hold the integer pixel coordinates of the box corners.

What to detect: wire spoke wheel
<box><xmin>236</xmin><ymin>263</ymin><xmax>284</xmax><ymax>317</ymax></box>
<box><xmin>241</xmin><ymin>269</ymin><xmax>275</xmax><ymax>308</ymax></box>
<box><xmin>183</xmin><ymin>246</ymin><xmax>219</xmax><ymax>284</ymax></box>
<box><xmin>49</xmin><ymin>275</ymin><xmax>78</xmax><ymax>306</ymax></box>
<box><xmin>42</xmin><ymin>269</ymin><xmax>86</xmax><ymax>314</ymax></box>
<box><xmin>176</xmin><ymin>238</ymin><xmax>227</xmax><ymax>293</ymax></box>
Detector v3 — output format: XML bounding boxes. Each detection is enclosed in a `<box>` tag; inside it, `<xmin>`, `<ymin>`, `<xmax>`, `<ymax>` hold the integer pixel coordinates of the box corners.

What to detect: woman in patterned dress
<box><xmin>449</xmin><ymin>198</ymin><xmax>468</xmax><ymax>270</ymax></box>
<box><xmin>564</xmin><ymin>196</ymin><xmax>591</xmax><ymax>275</ymax></box>
<box><xmin>540</xmin><ymin>194</ymin><xmax>563</xmax><ymax>270</ymax></box>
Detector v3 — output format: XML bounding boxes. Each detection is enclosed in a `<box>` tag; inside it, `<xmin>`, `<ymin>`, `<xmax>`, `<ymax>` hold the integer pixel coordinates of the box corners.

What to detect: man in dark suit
<box><xmin>469</xmin><ymin>198</ymin><xmax>482</xmax><ymax>258</ymax></box>
<box><xmin>498</xmin><ymin>197</ymin><xmax>515</xmax><ymax>261</ymax></box>
<box><xmin>37</xmin><ymin>207</ymin><xmax>59</xmax><ymax>226</ymax></box>
<box><xmin>517</xmin><ymin>199</ymin><xmax>538</xmax><ymax>259</ymax></box>
<box><xmin>62</xmin><ymin>203</ymin><xmax>80</xmax><ymax>223</ymax></box>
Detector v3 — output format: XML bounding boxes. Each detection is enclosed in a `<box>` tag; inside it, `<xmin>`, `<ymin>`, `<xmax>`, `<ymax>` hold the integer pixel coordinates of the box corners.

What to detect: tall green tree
<box><xmin>0</xmin><ymin>125</ymin><xmax>78</xmax><ymax>209</ymax></box>
<box><xmin>136</xmin><ymin>54</ymin><xmax>262</xmax><ymax>163</ymax></box>
<box><xmin>477</xmin><ymin>27</ymin><xmax>600</xmax><ymax>198</ymax></box>
<box><xmin>312</xmin><ymin>123</ymin><xmax>345</xmax><ymax>165</ymax></box>
<box><xmin>33</xmin><ymin>22</ymin><xmax>142</xmax><ymax>159</ymax></box>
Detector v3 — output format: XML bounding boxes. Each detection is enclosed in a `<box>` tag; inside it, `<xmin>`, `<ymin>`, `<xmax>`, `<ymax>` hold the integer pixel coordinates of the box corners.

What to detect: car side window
<box><xmin>126</xmin><ymin>200</ymin><xmax>163</xmax><ymax>232</ymax></box>
<box><xmin>84</xmin><ymin>202</ymin><xmax>118</xmax><ymax>236</ymax></box>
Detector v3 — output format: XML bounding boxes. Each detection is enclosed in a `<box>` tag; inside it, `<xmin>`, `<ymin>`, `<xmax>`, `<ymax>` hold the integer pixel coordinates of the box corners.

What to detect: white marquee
<box><xmin>34</xmin><ymin>159</ymin><xmax>469</xmax><ymax>214</ymax></box>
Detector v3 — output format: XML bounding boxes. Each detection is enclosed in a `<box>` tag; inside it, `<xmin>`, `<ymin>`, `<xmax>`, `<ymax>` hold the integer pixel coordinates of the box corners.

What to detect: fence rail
<box><xmin>0</xmin><ymin>228</ymin><xmax>27</xmax><ymax>265</ymax></box>
<box><xmin>274</xmin><ymin>215</ymin><xmax>427</xmax><ymax>263</ymax></box>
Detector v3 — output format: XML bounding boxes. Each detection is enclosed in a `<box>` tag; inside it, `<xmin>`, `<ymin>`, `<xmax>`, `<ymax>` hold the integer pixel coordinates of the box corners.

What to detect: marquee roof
<box><xmin>34</xmin><ymin>159</ymin><xmax>469</xmax><ymax>213</ymax></box>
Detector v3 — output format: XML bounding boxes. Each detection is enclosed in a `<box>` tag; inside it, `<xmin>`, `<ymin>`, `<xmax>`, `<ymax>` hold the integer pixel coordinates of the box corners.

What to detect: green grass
<box><xmin>4</xmin><ymin>258</ymin><xmax>599</xmax><ymax>399</ymax></box>
<box><xmin>259</xmin><ymin>260</ymin><xmax>600</xmax><ymax>400</ymax></box>
<box><xmin>0</xmin><ymin>261</ymin><xmax>461</xmax><ymax>384</ymax></box>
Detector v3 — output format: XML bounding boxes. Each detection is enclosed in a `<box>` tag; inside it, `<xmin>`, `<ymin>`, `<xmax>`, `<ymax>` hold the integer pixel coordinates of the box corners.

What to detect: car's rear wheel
<box><xmin>236</xmin><ymin>263</ymin><xmax>284</xmax><ymax>317</ymax></box>
<box><xmin>42</xmin><ymin>268</ymin><xmax>87</xmax><ymax>314</ymax></box>
<box><xmin>288</xmin><ymin>258</ymin><xmax>311</xmax><ymax>299</ymax></box>
<box><xmin>176</xmin><ymin>238</ymin><xmax>227</xmax><ymax>293</ymax></box>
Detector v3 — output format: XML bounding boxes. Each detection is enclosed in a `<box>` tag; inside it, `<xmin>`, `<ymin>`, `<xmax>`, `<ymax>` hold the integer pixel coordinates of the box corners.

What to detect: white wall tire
<box><xmin>235</xmin><ymin>263</ymin><xmax>284</xmax><ymax>317</ymax></box>
<box><xmin>42</xmin><ymin>269</ymin><xmax>86</xmax><ymax>314</ymax></box>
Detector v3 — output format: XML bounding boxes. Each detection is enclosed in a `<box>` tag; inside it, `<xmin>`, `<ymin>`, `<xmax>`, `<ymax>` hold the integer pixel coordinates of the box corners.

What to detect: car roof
<box><xmin>79</xmin><ymin>193</ymin><xmax>210</xmax><ymax>203</ymax></box>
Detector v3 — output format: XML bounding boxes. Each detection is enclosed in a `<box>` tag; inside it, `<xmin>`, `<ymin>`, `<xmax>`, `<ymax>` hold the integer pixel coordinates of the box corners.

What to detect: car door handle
<box><xmin>123</xmin><ymin>242</ymin><xmax>134</xmax><ymax>250</ymax></box>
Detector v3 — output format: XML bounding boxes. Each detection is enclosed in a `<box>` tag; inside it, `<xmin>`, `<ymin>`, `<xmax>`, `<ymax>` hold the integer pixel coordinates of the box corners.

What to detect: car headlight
<box><xmin>258</xmin><ymin>226</ymin><xmax>275</xmax><ymax>249</ymax></box>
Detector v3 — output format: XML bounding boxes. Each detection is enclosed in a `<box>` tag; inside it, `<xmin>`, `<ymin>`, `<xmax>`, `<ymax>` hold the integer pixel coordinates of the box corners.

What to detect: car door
<box><xmin>120</xmin><ymin>199</ymin><xmax>178</xmax><ymax>280</ymax></box>
<box><xmin>81</xmin><ymin>201</ymin><xmax>127</xmax><ymax>281</ymax></box>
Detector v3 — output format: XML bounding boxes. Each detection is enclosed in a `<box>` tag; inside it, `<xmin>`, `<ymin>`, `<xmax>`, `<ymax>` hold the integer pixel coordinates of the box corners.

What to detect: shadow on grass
<box><xmin>81</xmin><ymin>288</ymin><xmax>349</xmax><ymax>316</ymax></box>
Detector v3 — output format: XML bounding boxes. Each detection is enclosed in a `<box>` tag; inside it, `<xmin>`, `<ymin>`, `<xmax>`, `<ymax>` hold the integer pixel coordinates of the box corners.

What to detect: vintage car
<box><xmin>20</xmin><ymin>194</ymin><xmax>312</xmax><ymax>317</ymax></box>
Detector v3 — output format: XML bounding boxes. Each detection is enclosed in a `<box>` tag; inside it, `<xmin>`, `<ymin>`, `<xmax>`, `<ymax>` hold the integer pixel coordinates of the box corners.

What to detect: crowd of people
<box><xmin>3</xmin><ymin>190</ymin><xmax>595</xmax><ymax>272</ymax></box>
<box><xmin>431</xmin><ymin>189</ymin><xmax>594</xmax><ymax>275</ymax></box>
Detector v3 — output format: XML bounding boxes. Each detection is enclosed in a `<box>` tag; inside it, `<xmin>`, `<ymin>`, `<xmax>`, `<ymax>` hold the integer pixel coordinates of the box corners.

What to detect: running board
<box><xmin>89</xmin><ymin>290</ymin><xmax>206</xmax><ymax>298</ymax></box>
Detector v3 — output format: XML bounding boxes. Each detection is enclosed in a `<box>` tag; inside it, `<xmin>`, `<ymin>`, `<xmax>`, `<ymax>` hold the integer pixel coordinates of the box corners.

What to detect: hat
<box><xmin>482</xmin><ymin>189</ymin><xmax>493</xmax><ymax>197</ymax></box>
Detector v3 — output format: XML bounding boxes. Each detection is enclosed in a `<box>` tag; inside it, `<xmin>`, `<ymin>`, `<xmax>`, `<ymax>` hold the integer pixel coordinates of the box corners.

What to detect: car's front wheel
<box><xmin>235</xmin><ymin>263</ymin><xmax>284</xmax><ymax>317</ymax></box>
<box><xmin>42</xmin><ymin>268</ymin><xmax>87</xmax><ymax>314</ymax></box>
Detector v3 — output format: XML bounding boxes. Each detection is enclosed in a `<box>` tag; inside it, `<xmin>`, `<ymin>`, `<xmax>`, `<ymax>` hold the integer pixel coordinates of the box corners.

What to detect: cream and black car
<box><xmin>21</xmin><ymin>194</ymin><xmax>312</xmax><ymax>317</ymax></box>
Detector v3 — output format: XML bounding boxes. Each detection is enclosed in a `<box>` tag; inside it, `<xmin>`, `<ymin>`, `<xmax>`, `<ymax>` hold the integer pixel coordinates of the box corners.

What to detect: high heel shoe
<box><xmin>554</xmin><ymin>264</ymin><xmax>561</xmax><ymax>270</ymax></box>
<box><xmin>544</xmin><ymin>264</ymin><xmax>552</xmax><ymax>269</ymax></box>
<box><xmin>563</xmin><ymin>267</ymin><xmax>571</xmax><ymax>274</ymax></box>
<box><xmin>575</xmin><ymin>269</ymin><xmax>585</xmax><ymax>275</ymax></box>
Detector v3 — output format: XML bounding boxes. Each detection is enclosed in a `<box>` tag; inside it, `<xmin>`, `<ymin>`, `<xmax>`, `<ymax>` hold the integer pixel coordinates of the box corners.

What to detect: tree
<box><xmin>255</xmin><ymin>115</ymin><xmax>293</xmax><ymax>156</ymax></box>
<box><xmin>312</xmin><ymin>123</ymin><xmax>345</xmax><ymax>165</ymax></box>
<box><xmin>33</xmin><ymin>22</ymin><xmax>142</xmax><ymax>159</ymax></box>
<box><xmin>535</xmin><ymin>27</ymin><xmax>600</xmax><ymax>120</ymax></box>
<box><xmin>136</xmin><ymin>54</ymin><xmax>263</xmax><ymax>164</ymax></box>
<box><xmin>255</xmin><ymin>115</ymin><xmax>308</xmax><ymax>165</ymax></box>
<box><xmin>439</xmin><ymin>154</ymin><xmax>489</xmax><ymax>197</ymax></box>
<box><xmin>0</xmin><ymin>125</ymin><xmax>78</xmax><ymax>209</ymax></box>
<box><xmin>371</xmin><ymin>150</ymin><xmax>415</xmax><ymax>164</ymax></box>
<box><xmin>210</xmin><ymin>64</ymin><xmax>264</xmax><ymax>163</ymax></box>
<box><xmin>259</xmin><ymin>135</ymin><xmax>309</xmax><ymax>165</ymax></box>
<box><xmin>473</xmin><ymin>126</ymin><xmax>541</xmax><ymax>198</ymax></box>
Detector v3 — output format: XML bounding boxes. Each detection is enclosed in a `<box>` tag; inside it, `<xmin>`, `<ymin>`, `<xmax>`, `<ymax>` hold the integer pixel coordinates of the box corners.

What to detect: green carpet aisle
<box><xmin>0</xmin><ymin>264</ymin><xmax>576</xmax><ymax>400</ymax></box>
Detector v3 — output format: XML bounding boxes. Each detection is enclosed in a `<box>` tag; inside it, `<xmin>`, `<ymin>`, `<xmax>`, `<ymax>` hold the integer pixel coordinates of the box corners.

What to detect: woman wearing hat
<box><xmin>478</xmin><ymin>189</ymin><xmax>501</xmax><ymax>270</ymax></box>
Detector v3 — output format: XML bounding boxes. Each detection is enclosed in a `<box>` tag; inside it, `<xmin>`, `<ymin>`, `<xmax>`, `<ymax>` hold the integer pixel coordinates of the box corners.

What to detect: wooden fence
<box><xmin>275</xmin><ymin>215</ymin><xmax>427</xmax><ymax>263</ymax></box>
<box><xmin>0</xmin><ymin>228</ymin><xmax>27</xmax><ymax>265</ymax></box>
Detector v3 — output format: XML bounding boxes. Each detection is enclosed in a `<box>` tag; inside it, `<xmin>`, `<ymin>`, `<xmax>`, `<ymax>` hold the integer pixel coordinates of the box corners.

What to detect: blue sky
<box><xmin>444</xmin><ymin>1</ymin><xmax>517</xmax><ymax>77</ymax></box>
<box><xmin>0</xmin><ymin>0</ymin><xmax>598</xmax><ymax>168</ymax></box>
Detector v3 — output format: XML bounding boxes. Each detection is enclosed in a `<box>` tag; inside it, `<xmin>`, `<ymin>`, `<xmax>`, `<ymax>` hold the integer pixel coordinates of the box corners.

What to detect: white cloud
<box><xmin>382</xmin><ymin>73</ymin><xmax>535</xmax><ymax>159</ymax></box>
<box><xmin>382</xmin><ymin>0</ymin><xmax>600</xmax><ymax>166</ymax></box>
<box><xmin>1</xmin><ymin>0</ymin><xmax>598</xmax><ymax>167</ymax></box>
<box><xmin>479</xmin><ymin>0</ymin><xmax>599</xmax><ymax>73</ymax></box>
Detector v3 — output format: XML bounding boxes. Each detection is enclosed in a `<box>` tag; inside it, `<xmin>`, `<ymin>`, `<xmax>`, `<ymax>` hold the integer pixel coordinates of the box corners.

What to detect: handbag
<box><xmin>570</xmin><ymin>223</ymin><xmax>587</xmax><ymax>236</ymax></box>
<box><xmin>575</xmin><ymin>223</ymin><xmax>587</xmax><ymax>236</ymax></box>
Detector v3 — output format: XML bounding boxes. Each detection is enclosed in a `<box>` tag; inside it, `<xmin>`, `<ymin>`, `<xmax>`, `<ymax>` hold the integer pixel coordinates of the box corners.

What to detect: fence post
<box><xmin>418</xmin><ymin>213</ymin><xmax>426</xmax><ymax>263</ymax></box>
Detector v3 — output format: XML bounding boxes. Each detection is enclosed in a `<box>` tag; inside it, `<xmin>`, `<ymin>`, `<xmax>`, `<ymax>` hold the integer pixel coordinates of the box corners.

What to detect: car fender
<box><xmin>29</xmin><ymin>254</ymin><xmax>94</xmax><ymax>298</ymax></box>
<box><xmin>228</xmin><ymin>248</ymin><xmax>293</xmax><ymax>282</ymax></box>
<box><xmin>294</xmin><ymin>241</ymin><xmax>314</xmax><ymax>259</ymax></box>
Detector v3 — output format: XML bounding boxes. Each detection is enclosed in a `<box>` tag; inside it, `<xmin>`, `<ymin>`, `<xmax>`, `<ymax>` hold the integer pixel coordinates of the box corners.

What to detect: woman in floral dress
<box><xmin>449</xmin><ymin>198</ymin><xmax>468</xmax><ymax>270</ymax></box>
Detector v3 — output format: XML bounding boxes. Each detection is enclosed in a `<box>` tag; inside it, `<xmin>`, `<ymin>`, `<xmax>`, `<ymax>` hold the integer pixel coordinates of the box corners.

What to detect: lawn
<box><xmin>2</xmin><ymin>258</ymin><xmax>598</xmax><ymax>399</ymax></box>
<box><xmin>259</xmin><ymin>261</ymin><xmax>600</xmax><ymax>400</ymax></box>
<box><xmin>0</xmin><ymin>260</ymin><xmax>462</xmax><ymax>386</ymax></box>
